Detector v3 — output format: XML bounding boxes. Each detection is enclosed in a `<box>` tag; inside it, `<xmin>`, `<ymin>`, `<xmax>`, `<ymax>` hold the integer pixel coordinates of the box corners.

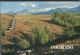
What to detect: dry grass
<box><xmin>0</xmin><ymin>14</ymin><xmax>79</xmax><ymax>45</ymax></box>
<box><xmin>15</xmin><ymin>14</ymin><xmax>63</xmax><ymax>34</ymax></box>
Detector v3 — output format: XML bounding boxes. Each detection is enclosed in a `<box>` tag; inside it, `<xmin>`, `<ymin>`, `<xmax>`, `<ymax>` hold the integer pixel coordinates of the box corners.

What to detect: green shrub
<box><xmin>53</xmin><ymin>12</ymin><xmax>80</xmax><ymax>27</ymax></box>
<box><xmin>64</xmin><ymin>27</ymin><xmax>77</xmax><ymax>37</ymax></box>
<box><xmin>0</xmin><ymin>22</ymin><xmax>5</xmax><ymax>36</ymax></box>
<box><xmin>19</xmin><ymin>39</ymin><xmax>30</xmax><ymax>49</ymax></box>
<box><xmin>32</xmin><ymin>26</ymin><xmax>51</xmax><ymax>45</ymax></box>
<box><xmin>51</xmin><ymin>12</ymin><xmax>58</xmax><ymax>23</ymax></box>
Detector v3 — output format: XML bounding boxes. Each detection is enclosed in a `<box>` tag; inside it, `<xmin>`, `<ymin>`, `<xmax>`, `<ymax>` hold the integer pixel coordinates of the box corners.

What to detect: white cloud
<box><xmin>18</xmin><ymin>2</ymin><xmax>80</xmax><ymax>9</ymax></box>
<box><xmin>34</xmin><ymin>2</ymin><xmax>80</xmax><ymax>9</ymax></box>
<box><xmin>29</xmin><ymin>8</ymin><xmax>53</xmax><ymax>13</ymax></box>
<box><xmin>31</xmin><ymin>4</ymin><xmax>36</xmax><ymax>8</ymax></box>
<box><xmin>19</xmin><ymin>2</ymin><xmax>37</xmax><ymax>8</ymax></box>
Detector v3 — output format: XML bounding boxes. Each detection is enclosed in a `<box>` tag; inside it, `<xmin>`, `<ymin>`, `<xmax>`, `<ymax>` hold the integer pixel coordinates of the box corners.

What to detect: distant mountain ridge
<box><xmin>15</xmin><ymin>5</ymin><xmax>80</xmax><ymax>15</ymax></box>
<box><xmin>69</xmin><ymin>6</ymin><xmax>80</xmax><ymax>13</ymax></box>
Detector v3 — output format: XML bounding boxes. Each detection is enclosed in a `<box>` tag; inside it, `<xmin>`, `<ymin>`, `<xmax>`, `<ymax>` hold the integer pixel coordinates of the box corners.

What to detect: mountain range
<box><xmin>15</xmin><ymin>5</ymin><xmax>80</xmax><ymax>15</ymax></box>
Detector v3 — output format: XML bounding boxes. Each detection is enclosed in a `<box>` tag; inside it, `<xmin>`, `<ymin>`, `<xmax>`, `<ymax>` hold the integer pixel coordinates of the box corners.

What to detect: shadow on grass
<box><xmin>40</xmin><ymin>20</ymin><xmax>66</xmax><ymax>27</ymax></box>
<box><xmin>74</xmin><ymin>26</ymin><xmax>80</xmax><ymax>33</ymax></box>
<box><xmin>44</xmin><ymin>34</ymin><xmax>80</xmax><ymax>48</ymax></box>
<box><xmin>2</xmin><ymin>44</ymin><xmax>20</xmax><ymax>55</ymax></box>
<box><xmin>20</xmin><ymin>31</ymin><xmax>80</xmax><ymax>49</ymax></box>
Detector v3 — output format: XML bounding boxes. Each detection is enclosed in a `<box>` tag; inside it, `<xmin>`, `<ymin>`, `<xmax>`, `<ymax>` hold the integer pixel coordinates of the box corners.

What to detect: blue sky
<box><xmin>0</xmin><ymin>2</ymin><xmax>80</xmax><ymax>13</ymax></box>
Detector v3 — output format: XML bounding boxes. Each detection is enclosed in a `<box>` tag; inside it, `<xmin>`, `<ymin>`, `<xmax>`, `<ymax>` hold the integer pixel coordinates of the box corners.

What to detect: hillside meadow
<box><xmin>0</xmin><ymin>13</ymin><xmax>80</xmax><ymax>55</ymax></box>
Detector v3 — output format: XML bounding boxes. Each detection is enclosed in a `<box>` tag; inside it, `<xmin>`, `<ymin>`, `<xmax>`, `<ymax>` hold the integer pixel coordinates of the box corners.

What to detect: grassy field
<box><xmin>0</xmin><ymin>13</ymin><xmax>80</xmax><ymax>55</ymax></box>
<box><xmin>0</xmin><ymin>13</ymin><xmax>80</xmax><ymax>45</ymax></box>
